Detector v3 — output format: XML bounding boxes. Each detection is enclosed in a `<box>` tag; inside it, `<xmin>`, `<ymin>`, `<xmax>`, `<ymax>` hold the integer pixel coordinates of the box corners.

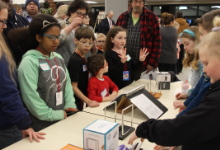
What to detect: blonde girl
<box><xmin>176</xmin><ymin>26</ymin><xmax>203</xmax><ymax>98</ymax></box>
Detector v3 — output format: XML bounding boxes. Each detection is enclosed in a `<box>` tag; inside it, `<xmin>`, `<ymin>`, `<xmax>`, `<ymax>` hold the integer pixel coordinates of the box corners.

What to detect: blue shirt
<box><xmin>26</xmin><ymin>15</ymin><xmax>33</xmax><ymax>23</ymax></box>
<box><xmin>0</xmin><ymin>54</ymin><xmax>32</xmax><ymax>130</ymax></box>
<box><xmin>177</xmin><ymin>73</ymin><xmax>211</xmax><ymax>117</ymax></box>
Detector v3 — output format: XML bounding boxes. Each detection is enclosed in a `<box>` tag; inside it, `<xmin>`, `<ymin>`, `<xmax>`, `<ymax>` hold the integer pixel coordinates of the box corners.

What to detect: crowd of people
<box><xmin>1</xmin><ymin>0</ymin><xmax>220</xmax><ymax>149</ymax></box>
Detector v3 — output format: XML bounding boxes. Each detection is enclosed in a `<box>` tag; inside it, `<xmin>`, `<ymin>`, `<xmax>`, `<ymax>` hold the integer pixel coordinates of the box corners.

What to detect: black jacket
<box><xmin>3</xmin><ymin>8</ymin><xmax>29</xmax><ymax>66</ymax></box>
<box><xmin>136</xmin><ymin>79</ymin><xmax>220</xmax><ymax>150</ymax></box>
<box><xmin>98</xmin><ymin>18</ymin><xmax>115</xmax><ymax>35</ymax></box>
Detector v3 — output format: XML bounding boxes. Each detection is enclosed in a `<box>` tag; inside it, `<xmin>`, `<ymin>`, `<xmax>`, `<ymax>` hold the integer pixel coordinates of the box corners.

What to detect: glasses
<box><xmin>43</xmin><ymin>34</ymin><xmax>63</xmax><ymax>41</ymax></box>
<box><xmin>96</xmin><ymin>41</ymin><xmax>105</xmax><ymax>43</ymax></box>
<box><xmin>76</xmin><ymin>11</ymin><xmax>87</xmax><ymax>18</ymax></box>
<box><xmin>27</xmin><ymin>2</ymin><xmax>37</xmax><ymax>6</ymax></box>
<box><xmin>133</xmin><ymin>1</ymin><xmax>144</xmax><ymax>4</ymax></box>
<box><xmin>79</xmin><ymin>41</ymin><xmax>94</xmax><ymax>46</ymax></box>
<box><xmin>0</xmin><ymin>20</ymin><xmax>7</xmax><ymax>26</ymax></box>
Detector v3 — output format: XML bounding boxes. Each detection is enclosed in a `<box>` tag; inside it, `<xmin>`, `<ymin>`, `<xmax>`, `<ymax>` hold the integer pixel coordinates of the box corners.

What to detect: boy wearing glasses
<box><xmin>87</xmin><ymin>54</ymin><xmax>118</xmax><ymax>103</ymax></box>
<box><xmin>68</xmin><ymin>27</ymin><xmax>100</xmax><ymax>110</ymax></box>
<box><xmin>96</xmin><ymin>33</ymin><xmax>106</xmax><ymax>54</ymax></box>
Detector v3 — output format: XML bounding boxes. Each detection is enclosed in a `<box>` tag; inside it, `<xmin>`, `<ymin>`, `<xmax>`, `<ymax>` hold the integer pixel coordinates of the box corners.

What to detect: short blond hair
<box><xmin>197</xmin><ymin>16</ymin><xmax>220</xmax><ymax>60</ymax></box>
<box><xmin>96</xmin><ymin>33</ymin><xmax>106</xmax><ymax>40</ymax></box>
<box><xmin>55</xmin><ymin>5</ymin><xmax>68</xmax><ymax>20</ymax></box>
<box><xmin>173</xmin><ymin>21</ymin><xmax>179</xmax><ymax>28</ymax></box>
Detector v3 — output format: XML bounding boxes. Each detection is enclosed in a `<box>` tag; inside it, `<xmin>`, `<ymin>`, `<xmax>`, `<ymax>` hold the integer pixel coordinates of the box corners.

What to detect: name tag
<box><xmin>101</xmin><ymin>88</ymin><xmax>108</xmax><ymax>97</ymax></box>
<box><xmin>126</xmin><ymin>54</ymin><xmax>131</xmax><ymax>61</ymax></box>
<box><xmin>123</xmin><ymin>71</ymin><xmax>130</xmax><ymax>81</ymax></box>
<box><xmin>83</xmin><ymin>65</ymin><xmax>87</xmax><ymax>72</ymax></box>
<box><xmin>40</xmin><ymin>63</ymin><xmax>50</xmax><ymax>71</ymax></box>
<box><xmin>56</xmin><ymin>91</ymin><xmax>63</xmax><ymax>106</ymax></box>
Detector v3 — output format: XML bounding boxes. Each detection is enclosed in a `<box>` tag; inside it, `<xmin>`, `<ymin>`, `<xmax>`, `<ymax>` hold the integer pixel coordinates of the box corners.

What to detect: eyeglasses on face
<box><xmin>0</xmin><ymin>20</ymin><xmax>7</xmax><ymax>26</ymax></box>
<box><xmin>43</xmin><ymin>34</ymin><xmax>63</xmax><ymax>41</ymax></box>
<box><xmin>79</xmin><ymin>40</ymin><xmax>94</xmax><ymax>46</ymax></box>
<box><xmin>76</xmin><ymin>11</ymin><xmax>87</xmax><ymax>18</ymax></box>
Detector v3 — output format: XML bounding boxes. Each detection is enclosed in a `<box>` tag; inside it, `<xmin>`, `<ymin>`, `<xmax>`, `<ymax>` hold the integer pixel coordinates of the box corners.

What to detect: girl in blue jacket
<box><xmin>0</xmin><ymin>2</ymin><xmax>45</xmax><ymax>149</ymax></box>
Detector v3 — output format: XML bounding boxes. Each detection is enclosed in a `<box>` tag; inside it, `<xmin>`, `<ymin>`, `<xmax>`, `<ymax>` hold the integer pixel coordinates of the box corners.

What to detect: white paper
<box><xmin>85</xmin><ymin>119</ymin><xmax>118</xmax><ymax>134</ymax></box>
<box><xmin>124</xmin><ymin>85</ymin><xmax>145</xmax><ymax>95</ymax></box>
<box><xmin>130</xmin><ymin>94</ymin><xmax>163</xmax><ymax>119</ymax></box>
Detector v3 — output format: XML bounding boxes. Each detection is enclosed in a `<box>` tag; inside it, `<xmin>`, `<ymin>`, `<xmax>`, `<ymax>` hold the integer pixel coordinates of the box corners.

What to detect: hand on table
<box><xmin>87</xmin><ymin>100</ymin><xmax>100</xmax><ymax>108</ymax></box>
<box><xmin>154</xmin><ymin>145</ymin><xmax>177</xmax><ymax>150</ymax></box>
<box><xmin>173</xmin><ymin>101</ymin><xmax>186</xmax><ymax>110</ymax></box>
<box><xmin>109</xmin><ymin>91</ymin><xmax>118</xmax><ymax>100</ymax></box>
<box><xmin>139</xmin><ymin>48</ymin><xmax>149</xmax><ymax>62</ymax></box>
<box><xmin>64</xmin><ymin>111</ymin><xmax>67</xmax><ymax>119</ymax></box>
<box><xmin>65</xmin><ymin>108</ymin><xmax>79</xmax><ymax>112</ymax></box>
<box><xmin>128</xmin><ymin>131</ymin><xmax>139</xmax><ymax>145</ymax></box>
<box><xmin>175</xmin><ymin>93</ymin><xmax>188</xmax><ymax>100</ymax></box>
<box><xmin>22</xmin><ymin>128</ymin><xmax>46</xmax><ymax>143</ymax></box>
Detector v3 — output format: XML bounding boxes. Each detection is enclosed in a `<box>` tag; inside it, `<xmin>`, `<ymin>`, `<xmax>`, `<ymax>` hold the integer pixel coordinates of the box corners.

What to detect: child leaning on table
<box><xmin>155</xmin><ymin>9</ymin><xmax>220</xmax><ymax>150</ymax></box>
<box><xmin>87</xmin><ymin>54</ymin><xmax>119</xmax><ymax>102</ymax></box>
<box><xmin>128</xmin><ymin>16</ymin><xmax>220</xmax><ymax>150</ymax></box>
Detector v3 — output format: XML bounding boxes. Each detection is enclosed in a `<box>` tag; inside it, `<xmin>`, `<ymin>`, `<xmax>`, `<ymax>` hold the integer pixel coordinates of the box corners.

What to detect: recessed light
<box><xmin>86</xmin><ymin>1</ymin><xmax>98</xmax><ymax>4</ymax></box>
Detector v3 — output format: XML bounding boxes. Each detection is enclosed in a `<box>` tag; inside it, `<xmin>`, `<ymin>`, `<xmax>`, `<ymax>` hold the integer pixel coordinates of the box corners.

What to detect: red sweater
<box><xmin>87</xmin><ymin>76</ymin><xmax>119</xmax><ymax>102</ymax></box>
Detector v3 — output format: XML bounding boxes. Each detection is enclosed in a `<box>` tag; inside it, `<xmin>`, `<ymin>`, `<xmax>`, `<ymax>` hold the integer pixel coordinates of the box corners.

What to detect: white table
<box><xmin>4</xmin><ymin>79</ymin><xmax>183</xmax><ymax>150</ymax></box>
<box><xmin>83</xmin><ymin>79</ymin><xmax>183</xmax><ymax>124</ymax></box>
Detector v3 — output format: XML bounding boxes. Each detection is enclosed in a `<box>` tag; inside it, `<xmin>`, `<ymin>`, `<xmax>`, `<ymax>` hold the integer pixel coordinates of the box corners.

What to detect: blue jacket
<box><xmin>0</xmin><ymin>54</ymin><xmax>32</xmax><ymax>130</ymax></box>
<box><xmin>3</xmin><ymin>8</ymin><xmax>29</xmax><ymax>66</ymax></box>
<box><xmin>177</xmin><ymin>73</ymin><xmax>211</xmax><ymax>117</ymax></box>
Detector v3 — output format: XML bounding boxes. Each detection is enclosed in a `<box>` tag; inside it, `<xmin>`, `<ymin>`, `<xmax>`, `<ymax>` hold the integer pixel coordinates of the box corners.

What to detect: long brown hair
<box><xmin>105</xmin><ymin>26</ymin><xmax>126</xmax><ymax>51</ymax></box>
<box><xmin>180</xmin><ymin>26</ymin><xmax>200</xmax><ymax>70</ymax></box>
<box><xmin>0</xmin><ymin>1</ymin><xmax>16</xmax><ymax>83</ymax></box>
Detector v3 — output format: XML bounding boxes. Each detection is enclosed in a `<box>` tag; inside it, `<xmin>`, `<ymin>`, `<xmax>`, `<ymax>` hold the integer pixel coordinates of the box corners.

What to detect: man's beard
<box><xmin>27</xmin><ymin>9</ymin><xmax>38</xmax><ymax>16</ymax></box>
<box><xmin>133</xmin><ymin>6</ymin><xmax>142</xmax><ymax>13</ymax></box>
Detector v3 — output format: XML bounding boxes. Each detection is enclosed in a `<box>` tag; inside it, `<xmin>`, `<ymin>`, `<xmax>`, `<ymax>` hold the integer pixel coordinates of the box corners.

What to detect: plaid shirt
<box><xmin>116</xmin><ymin>7</ymin><xmax>161</xmax><ymax>68</ymax></box>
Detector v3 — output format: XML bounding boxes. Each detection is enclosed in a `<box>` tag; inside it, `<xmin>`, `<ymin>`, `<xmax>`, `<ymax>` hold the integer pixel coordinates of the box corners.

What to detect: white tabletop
<box><xmin>3</xmin><ymin>79</ymin><xmax>184</xmax><ymax>150</ymax></box>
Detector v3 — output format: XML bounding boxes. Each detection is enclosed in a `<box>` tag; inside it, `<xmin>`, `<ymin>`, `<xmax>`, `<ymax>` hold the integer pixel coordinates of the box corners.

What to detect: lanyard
<box><xmin>75</xmin><ymin>50</ymin><xmax>89</xmax><ymax>74</ymax></box>
<box><xmin>36</xmin><ymin>48</ymin><xmax>60</xmax><ymax>92</ymax></box>
<box><xmin>112</xmin><ymin>49</ymin><xmax>127</xmax><ymax>71</ymax></box>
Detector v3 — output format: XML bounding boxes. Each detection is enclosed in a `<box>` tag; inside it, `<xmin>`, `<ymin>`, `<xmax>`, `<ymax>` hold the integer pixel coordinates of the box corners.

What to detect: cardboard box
<box><xmin>156</xmin><ymin>72</ymin><xmax>171</xmax><ymax>90</ymax></box>
<box><xmin>83</xmin><ymin>119</ymin><xmax>119</xmax><ymax>150</ymax></box>
<box><xmin>61</xmin><ymin>144</ymin><xmax>84</xmax><ymax>150</ymax></box>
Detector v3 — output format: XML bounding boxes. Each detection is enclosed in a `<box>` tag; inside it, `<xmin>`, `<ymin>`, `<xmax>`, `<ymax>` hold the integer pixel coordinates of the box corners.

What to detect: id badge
<box><xmin>123</xmin><ymin>71</ymin><xmax>130</xmax><ymax>81</ymax></box>
<box><xmin>126</xmin><ymin>54</ymin><xmax>131</xmax><ymax>61</ymax></box>
<box><xmin>101</xmin><ymin>88</ymin><xmax>108</xmax><ymax>97</ymax></box>
<box><xmin>40</xmin><ymin>63</ymin><xmax>50</xmax><ymax>71</ymax></box>
<box><xmin>83</xmin><ymin>65</ymin><xmax>87</xmax><ymax>72</ymax></box>
<box><xmin>56</xmin><ymin>91</ymin><xmax>63</xmax><ymax>106</ymax></box>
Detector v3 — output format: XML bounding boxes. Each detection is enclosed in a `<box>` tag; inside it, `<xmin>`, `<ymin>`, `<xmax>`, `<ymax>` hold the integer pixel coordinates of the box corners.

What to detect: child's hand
<box><xmin>154</xmin><ymin>145</ymin><xmax>177</xmax><ymax>150</ymax></box>
<box><xmin>175</xmin><ymin>93</ymin><xmax>188</xmax><ymax>99</ymax></box>
<box><xmin>22</xmin><ymin>128</ymin><xmax>45</xmax><ymax>143</ymax></box>
<box><xmin>71</xmin><ymin>17</ymin><xmax>83</xmax><ymax>28</ymax></box>
<box><xmin>128</xmin><ymin>131</ymin><xmax>139</xmax><ymax>145</ymax></box>
<box><xmin>87</xmin><ymin>100</ymin><xmax>100</xmax><ymax>108</ymax></box>
<box><xmin>108</xmin><ymin>91</ymin><xmax>118</xmax><ymax>101</ymax></box>
<box><xmin>139</xmin><ymin>48</ymin><xmax>149</xmax><ymax>62</ymax></box>
<box><xmin>173</xmin><ymin>101</ymin><xmax>186</xmax><ymax>110</ymax></box>
<box><xmin>64</xmin><ymin>111</ymin><xmax>67</xmax><ymax>119</ymax></box>
<box><xmin>118</xmin><ymin>48</ymin><xmax>127</xmax><ymax>63</ymax></box>
<box><xmin>65</xmin><ymin>108</ymin><xmax>78</xmax><ymax>112</ymax></box>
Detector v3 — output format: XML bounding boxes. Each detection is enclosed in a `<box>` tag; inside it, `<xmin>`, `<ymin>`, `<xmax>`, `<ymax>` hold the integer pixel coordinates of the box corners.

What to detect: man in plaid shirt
<box><xmin>116</xmin><ymin>0</ymin><xmax>161</xmax><ymax>80</ymax></box>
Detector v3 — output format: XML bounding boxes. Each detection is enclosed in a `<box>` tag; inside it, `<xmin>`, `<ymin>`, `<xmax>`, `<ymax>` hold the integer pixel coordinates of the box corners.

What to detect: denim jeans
<box><xmin>0</xmin><ymin>126</ymin><xmax>22</xmax><ymax>149</ymax></box>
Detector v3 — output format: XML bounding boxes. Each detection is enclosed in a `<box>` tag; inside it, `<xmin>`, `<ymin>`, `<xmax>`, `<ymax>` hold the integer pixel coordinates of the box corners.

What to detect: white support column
<box><xmin>105</xmin><ymin>0</ymin><xmax>128</xmax><ymax>22</ymax></box>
